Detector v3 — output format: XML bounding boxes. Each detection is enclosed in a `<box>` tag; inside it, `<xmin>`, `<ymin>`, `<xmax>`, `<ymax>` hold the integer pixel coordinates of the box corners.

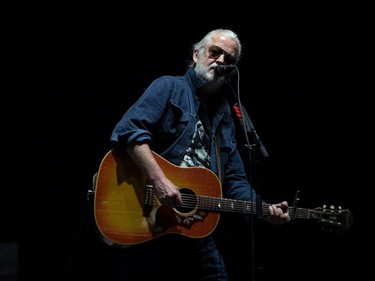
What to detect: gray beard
<box><xmin>194</xmin><ymin>62</ymin><xmax>214</xmax><ymax>82</ymax></box>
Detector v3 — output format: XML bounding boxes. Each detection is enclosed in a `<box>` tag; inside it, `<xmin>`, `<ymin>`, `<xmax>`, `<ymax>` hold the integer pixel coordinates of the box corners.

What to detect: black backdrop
<box><xmin>3</xmin><ymin>3</ymin><xmax>369</xmax><ymax>281</ymax></box>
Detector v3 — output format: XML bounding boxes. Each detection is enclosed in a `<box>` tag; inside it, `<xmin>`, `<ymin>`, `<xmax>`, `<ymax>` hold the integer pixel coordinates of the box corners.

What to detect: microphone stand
<box><xmin>225</xmin><ymin>78</ymin><xmax>269</xmax><ymax>281</ymax></box>
<box><xmin>239</xmin><ymin>104</ymin><xmax>269</xmax><ymax>160</ymax></box>
<box><xmin>225</xmin><ymin>79</ymin><xmax>269</xmax><ymax>163</ymax></box>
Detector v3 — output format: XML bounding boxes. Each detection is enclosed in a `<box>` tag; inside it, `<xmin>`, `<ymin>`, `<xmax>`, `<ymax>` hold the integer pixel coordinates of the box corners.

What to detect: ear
<box><xmin>193</xmin><ymin>49</ymin><xmax>199</xmax><ymax>64</ymax></box>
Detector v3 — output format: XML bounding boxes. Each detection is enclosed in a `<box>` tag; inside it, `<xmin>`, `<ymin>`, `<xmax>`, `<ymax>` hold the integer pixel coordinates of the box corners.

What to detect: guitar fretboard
<box><xmin>145</xmin><ymin>187</ymin><xmax>311</xmax><ymax>219</ymax></box>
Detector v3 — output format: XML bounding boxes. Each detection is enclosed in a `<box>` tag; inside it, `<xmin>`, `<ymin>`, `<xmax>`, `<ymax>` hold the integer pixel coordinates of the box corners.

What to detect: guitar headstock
<box><xmin>310</xmin><ymin>205</ymin><xmax>354</xmax><ymax>233</ymax></box>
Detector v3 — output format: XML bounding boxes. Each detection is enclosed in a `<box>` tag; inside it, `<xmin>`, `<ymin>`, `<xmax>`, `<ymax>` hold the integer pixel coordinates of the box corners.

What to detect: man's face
<box><xmin>194</xmin><ymin>33</ymin><xmax>239</xmax><ymax>82</ymax></box>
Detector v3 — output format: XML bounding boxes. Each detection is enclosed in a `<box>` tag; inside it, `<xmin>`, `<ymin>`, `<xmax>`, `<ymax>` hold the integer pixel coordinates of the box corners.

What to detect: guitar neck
<box><xmin>146</xmin><ymin>188</ymin><xmax>311</xmax><ymax>219</ymax></box>
<box><xmin>197</xmin><ymin>195</ymin><xmax>310</xmax><ymax>219</ymax></box>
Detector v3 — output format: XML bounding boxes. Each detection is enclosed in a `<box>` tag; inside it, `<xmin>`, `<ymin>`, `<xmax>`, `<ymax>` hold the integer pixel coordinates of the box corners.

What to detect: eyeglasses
<box><xmin>206</xmin><ymin>45</ymin><xmax>237</xmax><ymax>65</ymax></box>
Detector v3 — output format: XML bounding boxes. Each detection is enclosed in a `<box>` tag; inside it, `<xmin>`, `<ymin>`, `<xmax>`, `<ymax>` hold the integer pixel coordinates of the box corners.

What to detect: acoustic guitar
<box><xmin>93</xmin><ymin>148</ymin><xmax>354</xmax><ymax>248</ymax></box>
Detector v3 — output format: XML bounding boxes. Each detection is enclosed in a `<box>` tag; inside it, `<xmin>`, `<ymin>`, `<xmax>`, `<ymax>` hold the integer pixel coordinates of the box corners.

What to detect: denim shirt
<box><xmin>111</xmin><ymin>67</ymin><xmax>258</xmax><ymax>203</ymax></box>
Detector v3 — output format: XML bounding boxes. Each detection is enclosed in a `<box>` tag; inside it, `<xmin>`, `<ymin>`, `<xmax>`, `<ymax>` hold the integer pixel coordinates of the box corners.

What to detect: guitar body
<box><xmin>94</xmin><ymin>148</ymin><xmax>222</xmax><ymax>248</ymax></box>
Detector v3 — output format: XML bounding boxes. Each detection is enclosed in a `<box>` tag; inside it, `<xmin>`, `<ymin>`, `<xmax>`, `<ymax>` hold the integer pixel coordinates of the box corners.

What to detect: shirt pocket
<box><xmin>157</xmin><ymin>101</ymin><xmax>190</xmax><ymax>144</ymax></box>
<box><xmin>216</xmin><ymin>114</ymin><xmax>236</xmax><ymax>165</ymax></box>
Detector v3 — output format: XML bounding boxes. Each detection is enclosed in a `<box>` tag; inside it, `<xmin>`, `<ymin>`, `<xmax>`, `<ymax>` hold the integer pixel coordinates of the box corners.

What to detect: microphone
<box><xmin>215</xmin><ymin>65</ymin><xmax>237</xmax><ymax>76</ymax></box>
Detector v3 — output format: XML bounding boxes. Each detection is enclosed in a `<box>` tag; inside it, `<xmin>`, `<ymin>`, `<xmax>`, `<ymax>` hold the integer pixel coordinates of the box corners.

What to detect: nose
<box><xmin>215</xmin><ymin>53</ymin><xmax>226</xmax><ymax>63</ymax></box>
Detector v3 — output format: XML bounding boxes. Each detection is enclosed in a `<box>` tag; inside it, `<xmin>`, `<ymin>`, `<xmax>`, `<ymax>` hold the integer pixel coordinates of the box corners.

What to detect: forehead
<box><xmin>210</xmin><ymin>33</ymin><xmax>239</xmax><ymax>56</ymax></box>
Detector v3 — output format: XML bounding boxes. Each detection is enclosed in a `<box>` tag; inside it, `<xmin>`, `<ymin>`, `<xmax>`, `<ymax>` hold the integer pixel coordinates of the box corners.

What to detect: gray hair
<box><xmin>188</xmin><ymin>29</ymin><xmax>242</xmax><ymax>67</ymax></box>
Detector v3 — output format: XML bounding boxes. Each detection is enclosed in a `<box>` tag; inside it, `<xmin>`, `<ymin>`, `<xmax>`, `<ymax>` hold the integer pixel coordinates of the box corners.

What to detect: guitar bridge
<box><xmin>143</xmin><ymin>184</ymin><xmax>154</xmax><ymax>217</ymax></box>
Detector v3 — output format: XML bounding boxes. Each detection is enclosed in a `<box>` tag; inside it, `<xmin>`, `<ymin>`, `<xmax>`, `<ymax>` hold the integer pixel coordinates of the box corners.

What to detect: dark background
<box><xmin>3</xmin><ymin>3</ymin><xmax>369</xmax><ymax>281</ymax></box>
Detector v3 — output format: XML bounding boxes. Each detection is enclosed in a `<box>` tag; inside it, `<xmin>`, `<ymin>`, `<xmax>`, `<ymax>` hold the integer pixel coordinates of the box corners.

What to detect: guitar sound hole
<box><xmin>176</xmin><ymin>188</ymin><xmax>197</xmax><ymax>213</ymax></box>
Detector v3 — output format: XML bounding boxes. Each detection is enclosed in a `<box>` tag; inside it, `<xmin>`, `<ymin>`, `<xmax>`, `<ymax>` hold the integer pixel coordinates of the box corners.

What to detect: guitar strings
<box><xmin>148</xmin><ymin>191</ymin><xmax>311</xmax><ymax>219</ymax></box>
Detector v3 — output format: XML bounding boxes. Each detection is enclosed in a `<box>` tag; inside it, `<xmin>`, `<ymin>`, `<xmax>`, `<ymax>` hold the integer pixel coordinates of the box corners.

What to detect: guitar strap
<box><xmin>215</xmin><ymin>133</ymin><xmax>222</xmax><ymax>182</ymax></box>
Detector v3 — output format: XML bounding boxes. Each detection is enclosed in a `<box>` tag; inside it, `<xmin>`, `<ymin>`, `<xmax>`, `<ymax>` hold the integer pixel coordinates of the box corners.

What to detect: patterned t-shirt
<box><xmin>179</xmin><ymin>114</ymin><xmax>211</xmax><ymax>169</ymax></box>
